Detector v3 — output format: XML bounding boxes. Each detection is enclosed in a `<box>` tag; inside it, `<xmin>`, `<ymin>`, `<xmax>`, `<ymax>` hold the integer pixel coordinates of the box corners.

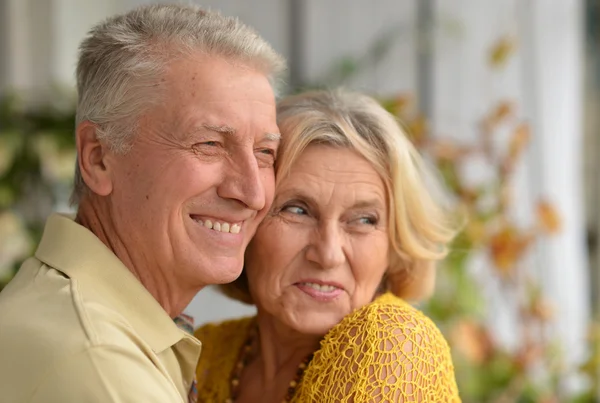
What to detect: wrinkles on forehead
<box><xmin>275</xmin><ymin>146</ymin><xmax>388</xmax><ymax>217</ymax></box>
<box><xmin>137</xmin><ymin>52</ymin><xmax>279</xmax><ymax>155</ymax></box>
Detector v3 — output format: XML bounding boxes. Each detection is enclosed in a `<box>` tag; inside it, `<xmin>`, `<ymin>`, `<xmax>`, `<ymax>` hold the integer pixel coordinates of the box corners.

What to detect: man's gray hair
<box><xmin>71</xmin><ymin>3</ymin><xmax>286</xmax><ymax>204</ymax></box>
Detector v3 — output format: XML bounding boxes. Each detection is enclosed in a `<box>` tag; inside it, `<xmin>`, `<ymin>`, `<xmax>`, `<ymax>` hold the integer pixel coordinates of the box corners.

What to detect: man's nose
<box><xmin>217</xmin><ymin>150</ymin><xmax>269</xmax><ymax>211</ymax></box>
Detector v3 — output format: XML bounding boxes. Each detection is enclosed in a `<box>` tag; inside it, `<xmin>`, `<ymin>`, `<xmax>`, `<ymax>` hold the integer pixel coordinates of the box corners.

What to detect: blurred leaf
<box><xmin>489</xmin><ymin>36</ymin><xmax>517</xmax><ymax>68</ymax></box>
<box><xmin>536</xmin><ymin>200</ymin><xmax>561</xmax><ymax>234</ymax></box>
<box><xmin>451</xmin><ymin>319</ymin><xmax>495</xmax><ymax>365</ymax></box>
<box><xmin>501</xmin><ymin>123</ymin><xmax>531</xmax><ymax>178</ymax></box>
<box><xmin>488</xmin><ymin>225</ymin><xmax>534</xmax><ymax>276</ymax></box>
<box><xmin>0</xmin><ymin>186</ymin><xmax>15</xmax><ymax>208</ymax></box>
<box><xmin>405</xmin><ymin>114</ymin><xmax>428</xmax><ymax>145</ymax></box>
<box><xmin>382</xmin><ymin>94</ymin><xmax>413</xmax><ymax>118</ymax></box>
<box><xmin>485</xmin><ymin>101</ymin><xmax>515</xmax><ymax>131</ymax></box>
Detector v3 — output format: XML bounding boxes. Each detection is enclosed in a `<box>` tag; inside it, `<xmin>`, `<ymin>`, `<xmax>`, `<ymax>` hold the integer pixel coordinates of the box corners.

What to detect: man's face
<box><xmin>107</xmin><ymin>54</ymin><xmax>279</xmax><ymax>291</ymax></box>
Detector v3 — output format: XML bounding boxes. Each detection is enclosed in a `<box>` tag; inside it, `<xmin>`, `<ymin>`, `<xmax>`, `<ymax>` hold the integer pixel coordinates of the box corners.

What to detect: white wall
<box><xmin>433</xmin><ymin>0</ymin><xmax>589</xmax><ymax>383</ymax></box>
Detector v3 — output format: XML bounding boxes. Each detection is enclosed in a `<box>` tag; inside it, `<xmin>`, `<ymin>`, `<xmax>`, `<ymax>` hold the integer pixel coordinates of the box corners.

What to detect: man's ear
<box><xmin>76</xmin><ymin>121</ymin><xmax>113</xmax><ymax>197</ymax></box>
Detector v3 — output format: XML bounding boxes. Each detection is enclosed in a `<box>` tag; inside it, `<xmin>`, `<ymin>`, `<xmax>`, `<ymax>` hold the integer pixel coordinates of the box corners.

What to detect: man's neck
<box><xmin>75</xmin><ymin>198</ymin><xmax>197</xmax><ymax>318</ymax></box>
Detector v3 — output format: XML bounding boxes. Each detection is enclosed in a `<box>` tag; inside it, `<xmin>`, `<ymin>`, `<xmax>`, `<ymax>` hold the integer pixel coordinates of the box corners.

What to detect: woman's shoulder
<box><xmin>194</xmin><ymin>316</ymin><xmax>255</xmax><ymax>401</ymax></box>
<box><xmin>298</xmin><ymin>294</ymin><xmax>460</xmax><ymax>402</ymax></box>
<box><xmin>320</xmin><ymin>293</ymin><xmax>451</xmax><ymax>358</ymax></box>
<box><xmin>333</xmin><ymin>292</ymin><xmax>446</xmax><ymax>340</ymax></box>
<box><xmin>194</xmin><ymin>316</ymin><xmax>255</xmax><ymax>345</ymax></box>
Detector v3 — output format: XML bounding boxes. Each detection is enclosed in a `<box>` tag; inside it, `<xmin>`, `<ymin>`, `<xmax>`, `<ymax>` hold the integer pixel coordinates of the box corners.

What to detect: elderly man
<box><xmin>0</xmin><ymin>4</ymin><xmax>285</xmax><ymax>402</ymax></box>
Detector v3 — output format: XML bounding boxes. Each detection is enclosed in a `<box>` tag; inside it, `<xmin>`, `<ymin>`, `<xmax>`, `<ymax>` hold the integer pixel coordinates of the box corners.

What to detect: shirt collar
<box><xmin>34</xmin><ymin>213</ymin><xmax>194</xmax><ymax>353</ymax></box>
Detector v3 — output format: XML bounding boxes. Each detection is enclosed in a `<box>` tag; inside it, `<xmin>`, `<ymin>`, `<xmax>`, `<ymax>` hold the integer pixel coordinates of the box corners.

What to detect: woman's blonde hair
<box><xmin>221</xmin><ymin>89</ymin><xmax>457</xmax><ymax>303</ymax></box>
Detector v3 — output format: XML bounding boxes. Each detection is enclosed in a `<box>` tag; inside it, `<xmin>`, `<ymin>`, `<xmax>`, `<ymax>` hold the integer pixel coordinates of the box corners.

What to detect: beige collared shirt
<box><xmin>0</xmin><ymin>214</ymin><xmax>202</xmax><ymax>402</ymax></box>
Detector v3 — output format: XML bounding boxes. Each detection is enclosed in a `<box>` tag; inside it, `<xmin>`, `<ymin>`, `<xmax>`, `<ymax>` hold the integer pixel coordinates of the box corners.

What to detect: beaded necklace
<box><xmin>227</xmin><ymin>324</ymin><xmax>315</xmax><ymax>403</ymax></box>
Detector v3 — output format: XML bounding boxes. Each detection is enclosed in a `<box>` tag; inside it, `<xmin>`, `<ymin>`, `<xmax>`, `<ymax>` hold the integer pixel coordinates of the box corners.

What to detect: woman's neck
<box><xmin>236</xmin><ymin>310</ymin><xmax>321</xmax><ymax>403</ymax></box>
<box><xmin>254</xmin><ymin>312</ymin><xmax>321</xmax><ymax>384</ymax></box>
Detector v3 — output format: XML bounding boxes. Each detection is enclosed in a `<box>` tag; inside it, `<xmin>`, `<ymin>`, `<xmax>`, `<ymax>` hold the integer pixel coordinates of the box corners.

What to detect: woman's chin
<box><xmin>288</xmin><ymin>313</ymin><xmax>346</xmax><ymax>337</ymax></box>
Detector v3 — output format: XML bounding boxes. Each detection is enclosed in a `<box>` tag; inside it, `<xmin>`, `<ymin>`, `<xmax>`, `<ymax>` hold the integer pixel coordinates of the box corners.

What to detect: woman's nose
<box><xmin>305</xmin><ymin>222</ymin><xmax>346</xmax><ymax>270</ymax></box>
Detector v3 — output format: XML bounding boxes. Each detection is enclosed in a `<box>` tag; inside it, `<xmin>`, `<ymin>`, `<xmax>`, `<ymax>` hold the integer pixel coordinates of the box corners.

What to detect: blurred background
<box><xmin>0</xmin><ymin>0</ymin><xmax>599</xmax><ymax>401</ymax></box>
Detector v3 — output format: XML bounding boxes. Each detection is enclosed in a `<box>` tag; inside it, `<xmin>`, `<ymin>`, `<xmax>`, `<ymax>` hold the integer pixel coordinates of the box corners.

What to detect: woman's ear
<box><xmin>76</xmin><ymin>121</ymin><xmax>114</xmax><ymax>197</ymax></box>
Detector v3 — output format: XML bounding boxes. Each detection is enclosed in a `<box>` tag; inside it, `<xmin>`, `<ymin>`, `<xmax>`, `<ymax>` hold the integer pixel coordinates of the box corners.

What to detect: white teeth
<box><xmin>302</xmin><ymin>282</ymin><xmax>338</xmax><ymax>292</ymax></box>
<box><xmin>194</xmin><ymin>217</ymin><xmax>241</xmax><ymax>233</ymax></box>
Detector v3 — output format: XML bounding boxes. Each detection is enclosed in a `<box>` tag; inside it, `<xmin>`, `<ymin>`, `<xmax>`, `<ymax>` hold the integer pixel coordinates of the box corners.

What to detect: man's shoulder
<box><xmin>0</xmin><ymin>257</ymin><xmax>166</xmax><ymax>400</ymax></box>
<box><xmin>0</xmin><ymin>257</ymin><xmax>85</xmax><ymax>346</ymax></box>
<box><xmin>0</xmin><ymin>258</ymin><xmax>146</xmax><ymax>371</ymax></box>
<box><xmin>0</xmin><ymin>257</ymin><xmax>138</xmax><ymax>348</ymax></box>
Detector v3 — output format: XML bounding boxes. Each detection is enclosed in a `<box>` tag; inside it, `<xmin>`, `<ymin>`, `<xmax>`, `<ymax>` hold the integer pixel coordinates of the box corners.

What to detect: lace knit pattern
<box><xmin>194</xmin><ymin>293</ymin><xmax>460</xmax><ymax>402</ymax></box>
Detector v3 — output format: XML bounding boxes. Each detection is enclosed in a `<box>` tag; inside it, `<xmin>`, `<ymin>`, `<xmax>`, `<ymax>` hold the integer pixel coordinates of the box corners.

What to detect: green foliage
<box><xmin>0</xmin><ymin>93</ymin><xmax>76</xmax><ymax>290</ymax></box>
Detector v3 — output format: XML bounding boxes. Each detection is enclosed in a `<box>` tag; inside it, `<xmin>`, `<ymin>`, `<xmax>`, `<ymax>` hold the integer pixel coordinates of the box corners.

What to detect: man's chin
<box><xmin>191</xmin><ymin>257</ymin><xmax>244</xmax><ymax>285</ymax></box>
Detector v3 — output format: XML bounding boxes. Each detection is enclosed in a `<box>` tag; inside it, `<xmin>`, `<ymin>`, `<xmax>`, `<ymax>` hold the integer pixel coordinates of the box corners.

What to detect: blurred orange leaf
<box><xmin>488</xmin><ymin>225</ymin><xmax>534</xmax><ymax>275</ymax></box>
<box><xmin>406</xmin><ymin>115</ymin><xmax>428</xmax><ymax>145</ymax></box>
<box><xmin>430</xmin><ymin>139</ymin><xmax>473</xmax><ymax>162</ymax></box>
<box><xmin>487</xmin><ymin>102</ymin><xmax>514</xmax><ymax>128</ymax></box>
<box><xmin>508</xmin><ymin>124</ymin><xmax>530</xmax><ymax>160</ymax></box>
<box><xmin>514</xmin><ymin>342</ymin><xmax>544</xmax><ymax>370</ymax></box>
<box><xmin>502</xmin><ymin>123</ymin><xmax>531</xmax><ymax>175</ymax></box>
<box><xmin>390</xmin><ymin>94</ymin><xmax>413</xmax><ymax>117</ymax></box>
<box><xmin>529</xmin><ymin>296</ymin><xmax>555</xmax><ymax>322</ymax></box>
<box><xmin>536</xmin><ymin>201</ymin><xmax>561</xmax><ymax>234</ymax></box>
<box><xmin>451</xmin><ymin>320</ymin><xmax>494</xmax><ymax>365</ymax></box>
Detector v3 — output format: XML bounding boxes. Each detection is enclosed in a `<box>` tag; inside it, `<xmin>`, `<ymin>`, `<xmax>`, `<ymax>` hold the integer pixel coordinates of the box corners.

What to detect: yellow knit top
<box><xmin>194</xmin><ymin>293</ymin><xmax>461</xmax><ymax>402</ymax></box>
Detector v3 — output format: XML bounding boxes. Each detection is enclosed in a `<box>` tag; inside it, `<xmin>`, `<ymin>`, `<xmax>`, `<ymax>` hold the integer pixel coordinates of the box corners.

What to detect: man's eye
<box><xmin>255</xmin><ymin>148</ymin><xmax>276</xmax><ymax>168</ymax></box>
<box><xmin>256</xmin><ymin>148</ymin><xmax>276</xmax><ymax>160</ymax></box>
<box><xmin>259</xmin><ymin>148</ymin><xmax>276</xmax><ymax>156</ymax></box>
<box><xmin>192</xmin><ymin>141</ymin><xmax>221</xmax><ymax>150</ymax></box>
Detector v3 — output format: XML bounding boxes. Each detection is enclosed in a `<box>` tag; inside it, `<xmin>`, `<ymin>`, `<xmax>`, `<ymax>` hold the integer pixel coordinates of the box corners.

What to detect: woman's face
<box><xmin>245</xmin><ymin>144</ymin><xmax>390</xmax><ymax>335</ymax></box>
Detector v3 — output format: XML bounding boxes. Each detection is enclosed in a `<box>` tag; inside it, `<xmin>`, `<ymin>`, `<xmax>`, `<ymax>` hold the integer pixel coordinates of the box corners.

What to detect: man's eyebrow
<box><xmin>192</xmin><ymin>124</ymin><xmax>280</xmax><ymax>142</ymax></box>
<box><xmin>263</xmin><ymin>132</ymin><xmax>281</xmax><ymax>142</ymax></box>
<box><xmin>201</xmin><ymin>124</ymin><xmax>236</xmax><ymax>135</ymax></box>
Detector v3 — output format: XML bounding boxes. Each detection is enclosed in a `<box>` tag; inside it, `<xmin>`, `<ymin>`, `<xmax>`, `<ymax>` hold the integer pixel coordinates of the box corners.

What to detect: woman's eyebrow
<box><xmin>351</xmin><ymin>199</ymin><xmax>386</xmax><ymax>210</ymax></box>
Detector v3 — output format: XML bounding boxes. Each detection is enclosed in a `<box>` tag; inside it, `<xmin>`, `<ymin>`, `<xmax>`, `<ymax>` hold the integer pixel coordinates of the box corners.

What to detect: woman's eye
<box><xmin>356</xmin><ymin>216</ymin><xmax>377</xmax><ymax>225</ymax></box>
<box><xmin>283</xmin><ymin>206</ymin><xmax>307</xmax><ymax>215</ymax></box>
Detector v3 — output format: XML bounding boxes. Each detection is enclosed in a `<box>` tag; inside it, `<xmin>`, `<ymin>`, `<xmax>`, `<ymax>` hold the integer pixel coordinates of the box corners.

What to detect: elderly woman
<box><xmin>194</xmin><ymin>89</ymin><xmax>461</xmax><ymax>402</ymax></box>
